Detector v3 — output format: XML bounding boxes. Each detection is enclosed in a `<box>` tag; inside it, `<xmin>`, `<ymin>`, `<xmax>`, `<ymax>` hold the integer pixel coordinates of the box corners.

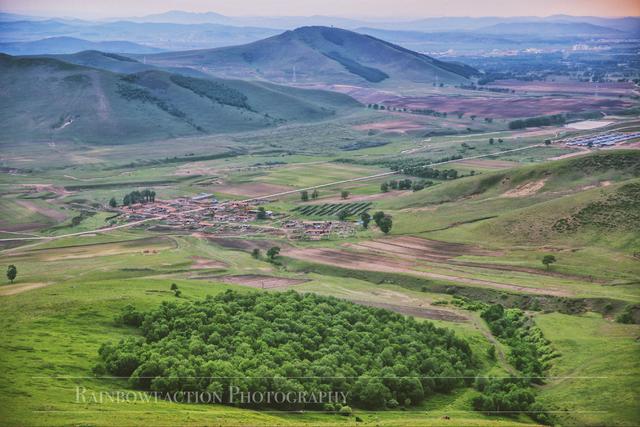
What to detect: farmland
<box><xmin>1</xmin><ymin>15</ymin><xmax>640</xmax><ymax>426</ymax></box>
<box><xmin>292</xmin><ymin>202</ymin><xmax>372</xmax><ymax>217</ymax></box>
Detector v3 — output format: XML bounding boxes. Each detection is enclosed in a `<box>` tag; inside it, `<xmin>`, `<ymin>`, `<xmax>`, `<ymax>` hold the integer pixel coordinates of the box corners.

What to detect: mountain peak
<box><xmin>141</xmin><ymin>26</ymin><xmax>477</xmax><ymax>85</ymax></box>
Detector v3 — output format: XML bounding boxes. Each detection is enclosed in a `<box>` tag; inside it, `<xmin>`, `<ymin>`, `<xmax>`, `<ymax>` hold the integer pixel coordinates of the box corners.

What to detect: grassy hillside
<box><xmin>140</xmin><ymin>26</ymin><xmax>478</xmax><ymax>85</ymax></box>
<box><xmin>0</xmin><ymin>54</ymin><xmax>360</xmax><ymax>145</ymax></box>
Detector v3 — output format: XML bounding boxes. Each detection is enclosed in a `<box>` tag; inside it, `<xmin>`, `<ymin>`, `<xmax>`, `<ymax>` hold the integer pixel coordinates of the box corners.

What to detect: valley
<box><xmin>0</xmin><ymin>7</ymin><xmax>639</xmax><ymax>427</ymax></box>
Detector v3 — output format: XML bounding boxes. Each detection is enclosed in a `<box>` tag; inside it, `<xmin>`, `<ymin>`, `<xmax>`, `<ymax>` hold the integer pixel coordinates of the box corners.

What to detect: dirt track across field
<box><xmin>216</xmin><ymin>274</ymin><xmax>309</xmax><ymax>289</ymax></box>
<box><xmin>214</xmin><ymin>183</ymin><xmax>296</xmax><ymax>197</ymax></box>
<box><xmin>347</xmin><ymin>299</ymin><xmax>468</xmax><ymax>322</ymax></box>
<box><xmin>285</xmin><ymin>236</ymin><xmax>571</xmax><ymax>296</ymax></box>
<box><xmin>0</xmin><ymin>282</ymin><xmax>51</xmax><ymax>296</ymax></box>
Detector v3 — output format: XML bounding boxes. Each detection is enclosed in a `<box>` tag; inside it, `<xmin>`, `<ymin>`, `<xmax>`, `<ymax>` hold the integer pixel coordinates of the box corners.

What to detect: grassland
<box><xmin>1</xmin><ymin>96</ymin><xmax>639</xmax><ymax>426</ymax></box>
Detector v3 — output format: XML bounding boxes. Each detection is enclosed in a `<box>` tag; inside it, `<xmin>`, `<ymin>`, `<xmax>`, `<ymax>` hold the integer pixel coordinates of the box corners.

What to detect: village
<box><xmin>116</xmin><ymin>192</ymin><xmax>358</xmax><ymax>240</ymax></box>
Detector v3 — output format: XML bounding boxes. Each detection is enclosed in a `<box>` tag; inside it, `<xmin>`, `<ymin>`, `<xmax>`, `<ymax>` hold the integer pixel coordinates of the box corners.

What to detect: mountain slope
<box><xmin>0</xmin><ymin>54</ymin><xmax>360</xmax><ymax>145</ymax></box>
<box><xmin>0</xmin><ymin>36</ymin><xmax>163</xmax><ymax>55</ymax></box>
<box><xmin>140</xmin><ymin>26</ymin><xmax>478</xmax><ymax>85</ymax></box>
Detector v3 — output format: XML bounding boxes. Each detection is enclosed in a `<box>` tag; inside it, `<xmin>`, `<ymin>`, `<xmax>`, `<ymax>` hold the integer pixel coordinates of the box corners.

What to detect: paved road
<box><xmin>0</xmin><ymin>143</ymin><xmax>541</xmax><ymax>245</ymax></box>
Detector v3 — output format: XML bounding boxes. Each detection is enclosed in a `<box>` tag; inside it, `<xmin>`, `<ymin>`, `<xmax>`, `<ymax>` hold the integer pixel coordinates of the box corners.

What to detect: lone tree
<box><xmin>6</xmin><ymin>265</ymin><xmax>17</xmax><ymax>284</ymax></box>
<box><xmin>337</xmin><ymin>209</ymin><xmax>349</xmax><ymax>221</ymax></box>
<box><xmin>170</xmin><ymin>283</ymin><xmax>178</xmax><ymax>291</ymax></box>
<box><xmin>373</xmin><ymin>211</ymin><xmax>386</xmax><ymax>224</ymax></box>
<box><xmin>311</xmin><ymin>189</ymin><xmax>319</xmax><ymax>199</ymax></box>
<box><xmin>300</xmin><ymin>190</ymin><xmax>309</xmax><ymax>202</ymax></box>
<box><xmin>256</xmin><ymin>207</ymin><xmax>267</xmax><ymax>220</ymax></box>
<box><xmin>380</xmin><ymin>182</ymin><xmax>389</xmax><ymax>193</ymax></box>
<box><xmin>267</xmin><ymin>246</ymin><xmax>280</xmax><ymax>260</ymax></box>
<box><xmin>378</xmin><ymin>216</ymin><xmax>393</xmax><ymax>234</ymax></box>
<box><xmin>109</xmin><ymin>197</ymin><xmax>117</xmax><ymax>208</ymax></box>
<box><xmin>360</xmin><ymin>212</ymin><xmax>371</xmax><ymax>229</ymax></box>
<box><xmin>341</xmin><ymin>190</ymin><xmax>349</xmax><ymax>199</ymax></box>
<box><xmin>252</xmin><ymin>248</ymin><xmax>261</xmax><ymax>259</ymax></box>
<box><xmin>542</xmin><ymin>255</ymin><xmax>557</xmax><ymax>270</ymax></box>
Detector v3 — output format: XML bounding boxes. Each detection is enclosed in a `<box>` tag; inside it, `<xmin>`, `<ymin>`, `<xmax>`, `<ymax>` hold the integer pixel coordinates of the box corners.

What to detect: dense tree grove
<box><xmin>381</xmin><ymin>179</ymin><xmax>434</xmax><ymax>192</ymax></box>
<box><xmin>508</xmin><ymin>114</ymin><xmax>566</xmax><ymax>130</ymax></box>
<box><xmin>481</xmin><ymin>304</ymin><xmax>555</xmax><ymax>381</ymax></box>
<box><xmin>123</xmin><ymin>189</ymin><xmax>156</xmax><ymax>206</ymax></box>
<box><xmin>96</xmin><ymin>291</ymin><xmax>477</xmax><ymax>410</ymax></box>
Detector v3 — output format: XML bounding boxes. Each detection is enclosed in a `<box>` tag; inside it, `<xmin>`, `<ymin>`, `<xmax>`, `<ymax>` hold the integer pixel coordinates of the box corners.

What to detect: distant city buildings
<box><xmin>563</xmin><ymin>131</ymin><xmax>640</xmax><ymax>147</ymax></box>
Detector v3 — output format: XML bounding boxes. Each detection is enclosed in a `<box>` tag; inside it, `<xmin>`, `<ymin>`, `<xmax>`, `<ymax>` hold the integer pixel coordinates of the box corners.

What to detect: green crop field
<box><xmin>293</xmin><ymin>202</ymin><xmax>372</xmax><ymax>217</ymax></box>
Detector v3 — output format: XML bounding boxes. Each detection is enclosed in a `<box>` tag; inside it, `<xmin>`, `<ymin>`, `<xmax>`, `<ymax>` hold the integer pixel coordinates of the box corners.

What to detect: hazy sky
<box><xmin>1</xmin><ymin>0</ymin><xmax>638</xmax><ymax>19</ymax></box>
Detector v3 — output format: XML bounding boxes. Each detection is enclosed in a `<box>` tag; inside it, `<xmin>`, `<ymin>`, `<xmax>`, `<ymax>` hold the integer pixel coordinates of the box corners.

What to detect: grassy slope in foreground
<box><xmin>0</xmin><ymin>277</ymin><xmax>531</xmax><ymax>427</ymax></box>
<box><xmin>535</xmin><ymin>312</ymin><xmax>640</xmax><ymax>426</ymax></box>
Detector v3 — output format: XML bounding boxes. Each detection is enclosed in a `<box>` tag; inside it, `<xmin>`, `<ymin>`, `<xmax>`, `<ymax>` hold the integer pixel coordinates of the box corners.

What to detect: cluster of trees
<box><xmin>372</xmin><ymin>211</ymin><xmax>393</xmax><ymax>234</ymax></box>
<box><xmin>472</xmin><ymin>304</ymin><xmax>555</xmax><ymax>423</ymax></box>
<box><xmin>481</xmin><ymin>304</ymin><xmax>555</xmax><ymax>381</ymax></box>
<box><xmin>508</xmin><ymin>114</ymin><xmax>566</xmax><ymax>130</ymax></box>
<box><xmin>121</xmin><ymin>189</ymin><xmax>156</xmax><ymax>207</ymax></box>
<box><xmin>300</xmin><ymin>189</ymin><xmax>320</xmax><ymax>202</ymax></box>
<box><xmin>381</xmin><ymin>179</ymin><xmax>434</xmax><ymax>193</ymax></box>
<box><xmin>169</xmin><ymin>74</ymin><xmax>252</xmax><ymax>111</ymax></box>
<box><xmin>97</xmin><ymin>291</ymin><xmax>477</xmax><ymax>410</ymax></box>
<box><xmin>394</xmin><ymin>165</ymin><xmax>459</xmax><ymax>180</ymax></box>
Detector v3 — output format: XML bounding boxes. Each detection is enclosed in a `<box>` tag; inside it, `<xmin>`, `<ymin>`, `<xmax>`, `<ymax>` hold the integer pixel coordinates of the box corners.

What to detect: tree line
<box><xmin>381</xmin><ymin>179</ymin><xmax>434</xmax><ymax>193</ymax></box>
<box><xmin>114</xmin><ymin>189</ymin><xmax>157</xmax><ymax>207</ymax></box>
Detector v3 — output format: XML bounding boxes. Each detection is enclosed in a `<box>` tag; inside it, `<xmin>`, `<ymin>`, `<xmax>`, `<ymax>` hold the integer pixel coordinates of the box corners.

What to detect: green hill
<box><xmin>140</xmin><ymin>26</ymin><xmax>478</xmax><ymax>85</ymax></box>
<box><xmin>0</xmin><ymin>53</ymin><xmax>361</xmax><ymax>145</ymax></box>
<box><xmin>384</xmin><ymin>151</ymin><xmax>640</xmax><ymax>249</ymax></box>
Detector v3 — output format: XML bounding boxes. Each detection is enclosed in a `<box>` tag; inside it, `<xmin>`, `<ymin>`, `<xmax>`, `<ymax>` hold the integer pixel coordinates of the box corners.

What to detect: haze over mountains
<box><xmin>138</xmin><ymin>26</ymin><xmax>478</xmax><ymax>85</ymax></box>
<box><xmin>0</xmin><ymin>10</ymin><xmax>637</xmax><ymax>55</ymax></box>
<box><xmin>0</xmin><ymin>36</ymin><xmax>163</xmax><ymax>55</ymax></box>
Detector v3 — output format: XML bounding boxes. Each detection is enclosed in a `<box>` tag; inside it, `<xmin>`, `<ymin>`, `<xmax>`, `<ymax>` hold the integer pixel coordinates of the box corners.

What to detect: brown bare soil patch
<box><xmin>216</xmin><ymin>274</ymin><xmax>309</xmax><ymax>289</ymax></box>
<box><xmin>20</xmin><ymin>184</ymin><xmax>73</xmax><ymax>197</ymax></box>
<box><xmin>308</xmin><ymin>190</ymin><xmax>408</xmax><ymax>204</ymax></box>
<box><xmin>284</xmin><ymin>245</ymin><xmax>568</xmax><ymax>296</ymax></box>
<box><xmin>214</xmin><ymin>182</ymin><xmax>296</xmax><ymax>197</ymax></box>
<box><xmin>190</xmin><ymin>256</ymin><xmax>226</xmax><ymax>269</ymax></box>
<box><xmin>457</xmin><ymin>159</ymin><xmax>520</xmax><ymax>169</ymax></box>
<box><xmin>208</xmin><ymin>238</ymin><xmax>292</xmax><ymax>252</ymax></box>
<box><xmin>0</xmin><ymin>282</ymin><xmax>51</xmax><ymax>296</ymax></box>
<box><xmin>485</xmin><ymin>80</ymin><xmax>634</xmax><ymax>96</ymax></box>
<box><xmin>381</xmin><ymin>95</ymin><xmax>630</xmax><ymax>119</ymax></box>
<box><xmin>501</xmin><ymin>179</ymin><xmax>547</xmax><ymax>198</ymax></box>
<box><xmin>348</xmin><ymin>299</ymin><xmax>468</xmax><ymax>322</ymax></box>
<box><xmin>351</xmin><ymin>236</ymin><xmax>502</xmax><ymax>261</ymax></box>
<box><xmin>353</xmin><ymin>119</ymin><xmax>425</xmax><ymax>134</ymax></box>
<box><xmin>15</xmin><ymin>200</ymin><xmax>67</xmax><ymax>222</ymax></box>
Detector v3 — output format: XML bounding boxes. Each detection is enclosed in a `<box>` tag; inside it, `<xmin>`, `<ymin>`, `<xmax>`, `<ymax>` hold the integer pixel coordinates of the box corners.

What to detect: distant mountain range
<box><xmin>1</xmin><ymin>11</ymin><xmax>637</xmax><ymax>56</ymax></box>
<box><xmin>110</xmin><ymin>11</ymin><xmax>640</xmax><ymax>34</ymax></box>
<box><xmin>0</xmin><ymin>53</ymin><xmax>361</xmax><ymax>145</ymax></box>
<box><xmin>137</xmin><ymin>26</ymin><xmax>478</xmax><ymax>85</ymax></box>
<box><xmin>0</xmin><ymin>36</ymin><xmax>163</xmax><ymax>55</ymax></box>
<box><xmin>0</xmin><ymin>19</ymin><xmax>282</xmax><ymax>51</ymax></box>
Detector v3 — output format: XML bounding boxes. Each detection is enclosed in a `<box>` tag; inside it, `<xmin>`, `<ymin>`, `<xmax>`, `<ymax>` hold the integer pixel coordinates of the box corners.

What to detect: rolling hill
<box><xmin>139</xmin><ymin>26</ymin><xmax>478</xmax><ymax>85</ymax></box>
<box><xmin>0</xmin><ymin>53</ymin><xmax>361</xmax><ymax>145</ymax></box>
<box><xmin>0</xmin><ymin>36</ymin><xmax>164</xmax><ymax>55</ymax></box>
<box><xmin>387</xmin><ymin>150</ymin><xmax>640</xmax><ymax>250</ymax></box>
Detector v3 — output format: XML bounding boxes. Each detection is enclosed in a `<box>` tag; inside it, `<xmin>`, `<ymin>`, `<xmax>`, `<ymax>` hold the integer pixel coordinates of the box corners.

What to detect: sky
<box><xmin>0</xmin><ymin>0</ymin><xmax>638</xmax><ymax>20</ymax></box>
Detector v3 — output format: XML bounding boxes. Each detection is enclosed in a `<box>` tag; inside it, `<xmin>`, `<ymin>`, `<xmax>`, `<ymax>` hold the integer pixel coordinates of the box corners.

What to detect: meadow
<box><xmin>1</xmin><ymin>96</ymin><xmax>639</xmax><ymax>426</ymax></box>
